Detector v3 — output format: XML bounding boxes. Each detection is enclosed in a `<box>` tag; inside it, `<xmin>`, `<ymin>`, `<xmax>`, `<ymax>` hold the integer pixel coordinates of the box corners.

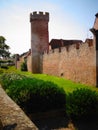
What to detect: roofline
<box><xmin>95</xmin><ymin>13</ymin><xmax>98</xmax><ymax>17</ymax></box>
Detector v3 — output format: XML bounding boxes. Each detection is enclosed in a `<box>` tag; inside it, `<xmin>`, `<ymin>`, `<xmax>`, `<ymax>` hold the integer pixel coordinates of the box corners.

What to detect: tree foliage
<box><xmin>0</xmin><ymin>36</ymin><xmax>10</xmax><ymax>59</ymax></box>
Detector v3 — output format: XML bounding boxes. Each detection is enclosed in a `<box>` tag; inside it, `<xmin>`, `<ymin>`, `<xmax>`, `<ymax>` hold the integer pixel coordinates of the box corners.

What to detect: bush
<box><xmin>0</xmin><ymin>65</ymin><xmax>8</xmax><ymax>69</ymax></box>
<box><xmin>0</xmin><ymin>68</ymin><xmax>4</xmax><ymax>74</ymax></box>
<box><xmin>21</xmin><ymin>81</ymin><xmax>66</xmax><ymax>113</ymax></box>
<box><xmin>0</xmin><ymin>73</ymin><xmax>66</xmax><ymax>113</ymax></box>
<box><xmin>21</xmin><ymin>61</ymin><xmax>27</xmax><ymax>71</ymax></box>
<box><xmin>0</xmin><ymin>60</ymin><xmax>6</xmax><ymax>64</ymax></box>
<box><xmin>66</xmin><ymin>88</ymin><xmax>98</xmax><ymax>119</ymax></box>
<box><xmin>0</xmin><ymin>73</ymin><xmax>26</xmax><ymax>90</ymax></box>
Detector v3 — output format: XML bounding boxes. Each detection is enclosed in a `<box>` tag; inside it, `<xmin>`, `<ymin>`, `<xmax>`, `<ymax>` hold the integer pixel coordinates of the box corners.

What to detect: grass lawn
<box><xmin>1</xmin><ymin>66</ymin><xmax>97</xmax><ymax>93</ymax></box>
<box><xmin>31</xmin><ymin>74</ymin><xmax>95</xmax><ymax>93</ymax></box>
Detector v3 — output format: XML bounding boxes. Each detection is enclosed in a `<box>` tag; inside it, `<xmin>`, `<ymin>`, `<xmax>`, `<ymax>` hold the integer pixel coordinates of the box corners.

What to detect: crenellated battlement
<box><xmin>44</xmin><ymin>39</ymin><xmax>95</xmax><ymax>55</ymax></box>
<box><xmin>30</xmin><ymin>11</ymin><xmax>49</xmax><ymax>22</ymax></box>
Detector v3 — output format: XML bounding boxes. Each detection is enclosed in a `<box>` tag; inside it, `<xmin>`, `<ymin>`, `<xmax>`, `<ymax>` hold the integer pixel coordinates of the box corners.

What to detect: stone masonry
<box><xmin>43</xmin><ymin>41</ymin><xmax>96</xmax><ymax>86</ymax></box>
<box><xmin>30</xmin><ymin>11</ymin><xmax>49</xmax><ymax>73</ymax></box>
<box><xmin>0</xmin><ymin>85</ymin><xmax>38</xmax><ymax>130</ymax></box>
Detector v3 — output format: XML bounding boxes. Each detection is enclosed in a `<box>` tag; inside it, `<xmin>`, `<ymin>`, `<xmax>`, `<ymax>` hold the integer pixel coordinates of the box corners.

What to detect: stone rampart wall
<box><xmin>16</xmin><ymin>56</ymin><xmax>24</xmax><ymax>70</ymax></box>
<box><xmin>27</xmin><ymin>55</ymin><xmax>32</xmax><ymax>72</ymax></box>
<box><xmin>43</xmin><ymin>42</ymin><xmax>96</xmax><ymax>86</ymax></box>
<box><xmin>18</xmin><ymin>40</ymin><xmax>96</xmax><ymax>86</ymax></box>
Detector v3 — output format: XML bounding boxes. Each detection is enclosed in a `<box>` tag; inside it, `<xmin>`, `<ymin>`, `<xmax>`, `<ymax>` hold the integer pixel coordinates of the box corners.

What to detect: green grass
<box><xmin>0</xmin><ymin>66</ymin><xmax>97</xmax><ymax>93</ymax></box>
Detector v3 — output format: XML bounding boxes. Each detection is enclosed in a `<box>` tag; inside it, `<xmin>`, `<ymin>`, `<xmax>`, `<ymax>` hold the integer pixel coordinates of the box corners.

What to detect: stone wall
<box><xmin>43</xmin><ymin>41</ymin><xmax>96</xmax><ymax>86</ymax></box>
<box><xmin>27</xmin><ymin>55</ymin><xmax>32</xmax><ymax>72</ymax></box>
<box><xmin>0</xmin><ymin>85</ymin><xmax>38</xmax><ymax>130</ymax></box>
<box><xmin>18</xmin><ymin>40</ymin><xmax>96</xmax><ymax>86</ymax></box>
<box><xmin>16</xmin><ymin>56</ymin><xmax>24</xmax><ymax>70</ymax></box>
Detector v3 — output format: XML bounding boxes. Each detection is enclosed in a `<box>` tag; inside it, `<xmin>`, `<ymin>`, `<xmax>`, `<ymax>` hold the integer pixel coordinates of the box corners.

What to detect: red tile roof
<box><xmin>49</xmin><ymin>39</ymin><xmax>83</xmax><ymax>49</ymax></box>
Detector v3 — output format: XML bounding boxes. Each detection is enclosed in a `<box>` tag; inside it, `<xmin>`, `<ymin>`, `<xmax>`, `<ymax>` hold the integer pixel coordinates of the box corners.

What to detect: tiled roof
<box><xmin>95</xmin><ymin>13</ymin><xmax>98</xmax><ymax>17</ymax></box>
<box><xmin>20</xmin><ymin>49</ymin><xmax>31</xmax><ymax>58</ymax></box>
<box><xmin>94</xmin><ymin>14</ymin><xmax>98</xmax><ymax>30</ymax></box>
<box><xmin>49</xmin><ymin>39</ymin><xmax>83</xmax><ymax>49</ymax></box>
<box><xmin>90</xmin><ymin>13</ymin><xmax>98</xmax><ymax>34</ymax></box>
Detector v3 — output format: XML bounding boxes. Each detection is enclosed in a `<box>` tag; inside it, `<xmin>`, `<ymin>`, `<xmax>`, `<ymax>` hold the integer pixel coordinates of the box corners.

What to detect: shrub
<box><xmin>0</xmin><ymin>73</ymin><xmax>66</xmax><ymax>113</ymax></box>
<box><xmin>66</xmin><ymin>88</ymin><xmax>98</xmax><ymax>119</ymax></box>
<box><xmin>1</xmin><ymin>65</ymin><xmax>8</xmax><ymax>69</ymax></box>
<box><xmin>0</xmin><ymin>68</ymin><xmax>4</xmax><ymax>74</ymax></box>
<box><xmin>21</xmin><ymin>61</ymin><xmax>27</xmax><ymax>71</ymax></box>
<box><xmin>0</xmin><ymin>73</ymin><xmax>26</xmax><ymax>90</ymax></box>
<box><xmin>0</xmin><ymin>60</ymin><xmax>6</xmax><ymax>64</ymax></box>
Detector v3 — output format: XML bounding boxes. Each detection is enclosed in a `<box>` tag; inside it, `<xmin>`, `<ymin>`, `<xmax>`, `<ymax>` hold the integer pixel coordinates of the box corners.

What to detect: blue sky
<box><xmin>0</xmin><ymin>0</ymin><xmax>98</xmax><ymax>54</ymax></box>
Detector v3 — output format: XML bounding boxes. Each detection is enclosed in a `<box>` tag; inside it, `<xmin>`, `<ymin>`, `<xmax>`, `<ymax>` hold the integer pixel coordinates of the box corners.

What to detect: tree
<box><xmin>0</xmin><ymin>36</ymin><xmax>10</xmax><ymax>59</ymax></box>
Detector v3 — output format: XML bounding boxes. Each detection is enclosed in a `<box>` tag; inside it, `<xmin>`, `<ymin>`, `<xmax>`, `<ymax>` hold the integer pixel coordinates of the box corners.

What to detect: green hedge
<box><xmin>21</xmin><ymin>61</ymin><xmax>27</xmax><ymax>71</ymax></box>
<box><xmin>0</xmin><ymin>73</ymin><xmax>66</xmax><ymax>113</ymax></box>
<box><xmin>0</xmin><ymin>65</ymin><xmax>8</xmax><ymax>69</ymax></box>
<box><xmin>0</xmin><ymin>73</ymin><xmax>26</xmax><ymax>90</ymax></box>
<box><xmin>0</xmin><ymin>68</ymin><xmax>4</xmax><ymax>74</ymax></box>
<box><xmin>66</xmin><ymin>88</ymin><xmax>98</xmax><ymax>119</ymax></box>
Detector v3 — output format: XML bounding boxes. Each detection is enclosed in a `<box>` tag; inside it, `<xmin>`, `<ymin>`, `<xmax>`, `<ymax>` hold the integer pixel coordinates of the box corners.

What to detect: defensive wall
<box><xmin>16</xmin><ymin>38</ymin><xmax>96</xmax><ymax>86</ymax></box>
<box><xmin>43</xmin><ymin>40</ymin><xmax>96</xmax><ymax>86</ymax></box>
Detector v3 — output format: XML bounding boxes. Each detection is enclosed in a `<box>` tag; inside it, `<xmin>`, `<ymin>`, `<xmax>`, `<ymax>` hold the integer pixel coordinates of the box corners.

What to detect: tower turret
<box><xmin>30</xmin><ymin>11</ymin><xmax>49</xmax><ymax>73</ymax></box>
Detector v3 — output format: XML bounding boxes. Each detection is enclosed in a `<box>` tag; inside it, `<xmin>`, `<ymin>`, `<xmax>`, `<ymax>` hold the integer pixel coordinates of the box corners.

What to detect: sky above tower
<box><xmin>0</xmin><ymin>0</ymin><xmax>98</xmax><ymax>54</ymax></box>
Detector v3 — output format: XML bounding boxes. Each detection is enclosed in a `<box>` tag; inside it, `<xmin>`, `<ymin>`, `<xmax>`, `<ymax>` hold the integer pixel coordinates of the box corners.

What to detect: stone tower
<box><xmin>30</xmin><ymin>11</ymin><xmax>49</xmax><ymax>73</ymax></box>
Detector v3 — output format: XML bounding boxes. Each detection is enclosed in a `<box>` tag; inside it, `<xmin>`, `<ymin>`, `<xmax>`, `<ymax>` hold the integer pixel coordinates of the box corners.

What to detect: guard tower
<box><xmin>30</xmin><ymin>11</ymin><xmax>49</xmax><ymax>73</ymax></box>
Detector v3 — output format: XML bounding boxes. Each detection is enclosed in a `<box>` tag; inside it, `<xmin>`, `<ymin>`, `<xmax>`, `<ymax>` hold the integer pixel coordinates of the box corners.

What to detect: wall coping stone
<box><xmin>0</xmin><ymin>85</ymin><xmax>38</xmax><ymax>130</ymax></box>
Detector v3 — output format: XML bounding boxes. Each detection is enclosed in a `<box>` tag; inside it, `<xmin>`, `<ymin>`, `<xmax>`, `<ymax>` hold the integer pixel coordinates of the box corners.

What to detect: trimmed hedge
<box><xmin>0</xmin><ymin>73</ymin><xmax>66</xmax><ymax>113</ymax></box>
<box><xmin>0</xmin><ymin>73</ymin><xmax>26</xmax><ymax>90</ymax></box>
<box><xmin>0</xmin><ymin>65</ymin><xmax>8</xmax><ymax>69</ymax></box>
<box><xmin>0</xmin><ymin>68</ymin><xmax>4</xmax><ymax>74</ymax></box>
<box><xmin>21</xmin><ymin>61</ymin><xmax>27</xmax><ymax>71</ymax></box>
<box><xmin>66</xmin><ymin>88</ymin><xmax>98</xmax><ymax>119</ymax></box>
